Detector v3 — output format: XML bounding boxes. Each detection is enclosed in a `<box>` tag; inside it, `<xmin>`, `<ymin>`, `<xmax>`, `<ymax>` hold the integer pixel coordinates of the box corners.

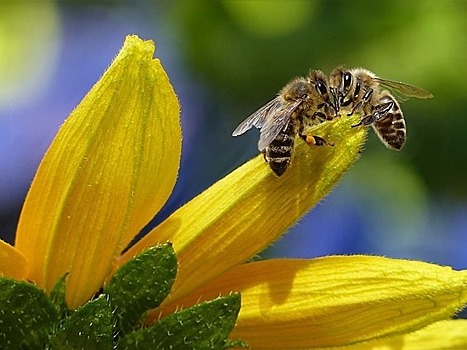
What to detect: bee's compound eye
<box><xmin>316</xmin><ymin>80</ymin><xmax>328</xmax><ymax>96</ymax></box>
<box><xmin>343</xmin><ymin>72</ymin><xmax>352</xmax><ymax>89</ymax></box>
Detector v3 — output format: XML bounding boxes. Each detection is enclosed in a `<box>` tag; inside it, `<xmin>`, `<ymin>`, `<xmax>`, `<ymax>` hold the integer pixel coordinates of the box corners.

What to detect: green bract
<box><xmin>0</xmin><ymin>243</ymin><xmax>242</xmax><ymax>348</ymax></box>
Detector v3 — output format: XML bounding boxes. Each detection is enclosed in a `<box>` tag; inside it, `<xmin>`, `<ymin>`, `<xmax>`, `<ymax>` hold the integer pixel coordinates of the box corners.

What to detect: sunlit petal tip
<box><xmin>0</xmin><ymin>240</ymin><xmax>29</xmax><ymax>280</ymax></box>
<box><xmin>148</xmin><ymin>256</ymin><xmax>467</xmax><ymax>348</ymax></box>
<box><xmin>121</xmin><ymin>114</ymin><xmax>367</xmax><ymax>304</ymax></box>
<box><xmin>339</xmin><ymin>320</ymin><xmax>467</xmax><ymax>350</ymax></box>
<box><xmin>15</xmin><ymin>35</ymin><xmax>181</xmax><ymax>308</ymax></box>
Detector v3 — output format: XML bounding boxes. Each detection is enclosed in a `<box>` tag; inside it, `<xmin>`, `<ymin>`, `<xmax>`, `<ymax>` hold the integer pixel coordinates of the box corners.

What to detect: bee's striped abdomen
<box><xmin>264</xmin><ymin>122</ymin><xmax>295</xmax><ymax>176</ymax></box>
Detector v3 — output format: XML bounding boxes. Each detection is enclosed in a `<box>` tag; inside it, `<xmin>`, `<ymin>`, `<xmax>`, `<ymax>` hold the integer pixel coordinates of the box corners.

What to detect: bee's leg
<box><xmin>352</xmin><ymin>100</ymin><xmax>393</xmax><ymax>127</ymax></box>
<box><xmin>372</xmin><ymin>100</ymin><xmax>394</xmax><ymax>120</ymax></box>
<box><xmin>298</xmin><ymin>122</ymin><xmax>334</xmax><ymax>146</ymax></box>
<box><xmin>299</xmin><ymin>133</ymin><xmax>334</xmax><ymax>147</ymax></box>
<box><xmin>351</xmin><ymin>115</ymin><xmax>374</xmax><ymax>128</ymax></box>
<box><xmin>312</xmin><ymin>111</ymin><xmax>333</xmax><ymax>122</ymax></box>
<box><xmin>261</xmin><ymin>149</ymin><xmax>268</xmax><ymax>162</ymax></box>
<box><xmin>309</xmin><ymin>135</ymin><xmax>332</xmax><ymax>146</ymax></box>
<box><xmin>348</xmin><ymin>88</ymin><xmax>373</xmax><ymax>116</ymax></box>
<box><xmin>329</xmin><ymin>88</ymin><xmax>340</xmax><ymax>116</ymax></box>
<box><xmin>316</xmin><ymin>100</ymin><xmax>335</xmax><ymax>120</ymax></box>
<box><xmin>341</xmin><ymin>97</ymin><xmax>352</xmax><ymax>108</ymax></box>
<box><xmin>347</xmin><ymin>101</ymin><xmax>363</xmax><ymax>117</ymax></box>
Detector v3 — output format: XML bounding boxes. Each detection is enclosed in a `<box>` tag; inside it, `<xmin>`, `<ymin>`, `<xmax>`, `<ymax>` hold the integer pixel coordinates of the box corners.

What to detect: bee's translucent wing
<box><xmin>233</xmin><ymin>95</ymin><xmax>303</xmax><ymax>151</ymax></box>
<box><xmin>257</xmin><ymin>100</ymin><xmax>301</xmax><ymax>151</ymax></box>
<box><xmin>376</xmin><ymin>78</ymin><xmax>433</xmax><ymax>99</ymax></box>
<box><xmin>232</xmin><ymin>97</ymin><xmax>282</xmax><ymax>137</ymax></box>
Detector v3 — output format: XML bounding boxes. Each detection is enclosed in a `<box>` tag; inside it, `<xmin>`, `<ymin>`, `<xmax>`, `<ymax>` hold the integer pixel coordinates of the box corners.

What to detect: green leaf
<box><xmin>49</xmin><ymin>295</ymin><xmax>113</xmax><ymax>350</ymax></box>
<box><xmin>0</xmin><ymin>278</ymin><xmax>57</xmax><ymax>349</ymax></box>
<box><xmin>50</xmin><ymin>273</ymin><xmax>70</xmax><ymax>319</ymax></box>
<box><xmin>104</xmin><ymin>243</ymin><xmax>177</xmax><ymax>334</ymax></box>
<box><xmin>118</xmin><ymin>293</ymin><xmax>241</xmax><ymax>350</ymax></box>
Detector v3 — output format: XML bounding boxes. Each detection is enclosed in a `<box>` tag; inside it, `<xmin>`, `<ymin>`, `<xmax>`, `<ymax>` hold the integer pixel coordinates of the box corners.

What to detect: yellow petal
<box><xmin>119</xmin><ymin>115</ymin><xmax>366</xmax><ymax>305</ymax></box>
<box><xmin>151</xmin><ymin>256</ymin><xmax>467</xmax><ymax>349</ymax></box>
<box><xmin>340</xmin><ymin>320</ymin><xmax>467</xmax><ymax>350</ymax></box>
<box><xmin>15</xmin><ymin>35</ymin><xmax>181</xmax><ymax>308</ymax></box>
<box><xmin>0</xmin><ymin>240</ymin><xmax>29</xmax><ymax>280</ymax></box>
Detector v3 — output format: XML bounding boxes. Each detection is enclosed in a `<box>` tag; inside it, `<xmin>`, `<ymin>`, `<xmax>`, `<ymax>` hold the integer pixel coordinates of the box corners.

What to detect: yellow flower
<box><xmin>13</xmin><ymin>35</ymin><xmax>181</xmax><ymax>307</ymax></box>
<box><xmin>1</xmin><ymin>34</ymin><xmax>467</xmax><ymax>348</ymax></box>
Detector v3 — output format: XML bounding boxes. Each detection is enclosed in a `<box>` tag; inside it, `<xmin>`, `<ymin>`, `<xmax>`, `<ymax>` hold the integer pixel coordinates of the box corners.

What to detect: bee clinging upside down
<box><xmin>232</xmin><ymin>70</ymin><xmax>335</xmax><ymax>176</ymax></box>
<box><xmin>329</xmin><ymin>67</ymin><xmax>433</xmax><ymax>150</ymax></box>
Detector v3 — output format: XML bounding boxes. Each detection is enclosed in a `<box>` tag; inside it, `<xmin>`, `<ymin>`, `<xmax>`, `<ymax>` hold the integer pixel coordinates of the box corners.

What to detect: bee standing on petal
<box><xmin>329</xmin><ymin>67</ymin><xmax>433</xmax><ymax>150</ymax></box>
<box><xmin>232</xmin><ymin>70</ymin><xmax>335</xmax><ymax>176</ymax></box>
<box><xmin>233</xmin><ymin>66</ymin><xmax>433</xmax><ymax>176</ymax></box>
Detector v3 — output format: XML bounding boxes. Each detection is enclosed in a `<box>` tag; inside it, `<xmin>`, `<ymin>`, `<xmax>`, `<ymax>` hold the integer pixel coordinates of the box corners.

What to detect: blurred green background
<box><xmin>1</xmin><ymin>1</ymin><xmax>467</xmax><ymax>268</ymax></box>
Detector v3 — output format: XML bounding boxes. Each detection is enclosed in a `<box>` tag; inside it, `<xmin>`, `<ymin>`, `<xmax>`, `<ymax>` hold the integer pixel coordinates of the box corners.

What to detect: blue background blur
<box><xmin>1</xmin><ymin>1</ymin><xmax>467</xmax><ymax>269</ymax></box>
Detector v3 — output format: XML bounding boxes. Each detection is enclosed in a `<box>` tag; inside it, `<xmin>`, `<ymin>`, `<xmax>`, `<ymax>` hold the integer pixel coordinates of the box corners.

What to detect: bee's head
<box><xmin>282</xmin><ymin>79</ymin><xmax>311</xmax><ymax>102</ymax></box>
<box><xmin>308</xmin><ymin>70</ymin><xmax>337</xmax><ymax>115</ymax></box>
<box><xmin>329</xmin><ymin>66</ymin><xmax>352</xmax><ymax>93</ymax></box>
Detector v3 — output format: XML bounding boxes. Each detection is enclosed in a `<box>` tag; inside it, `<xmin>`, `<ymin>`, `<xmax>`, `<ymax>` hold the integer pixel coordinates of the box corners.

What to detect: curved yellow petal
<box><xmin>340</xmin><ymin>320</ymin><xmax>467</xmax><ymax>350</ymax></box>
<box><xmin>0</xmin><ymin>240</ymin><xmax>29</xmax><ymax>280</ymax></box>
<box><xmin>119</xmin><ymin>115</ymin><xmax>366</xmax><ymax>304</ymax></box>
<box><xmin>151</xmin><ymin>256</ymin><xmax>467</xmax><ymax>348</ymax></box>
<box><xmin>15</xmin><ymin>35</ymin><xmax>181</xmax><ymax>308</ymax></box>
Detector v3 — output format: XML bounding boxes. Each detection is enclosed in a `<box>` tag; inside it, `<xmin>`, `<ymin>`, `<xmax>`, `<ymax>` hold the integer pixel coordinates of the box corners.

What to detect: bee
<box><xmin>232</xmin><ymin>70</ymin><xmax>334</xmax><ymax>176</ymax></box>
<box><xmin>329</xmin><ymin>67</ymin><xmax>433</xmax><ymax>150</ymax></box>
